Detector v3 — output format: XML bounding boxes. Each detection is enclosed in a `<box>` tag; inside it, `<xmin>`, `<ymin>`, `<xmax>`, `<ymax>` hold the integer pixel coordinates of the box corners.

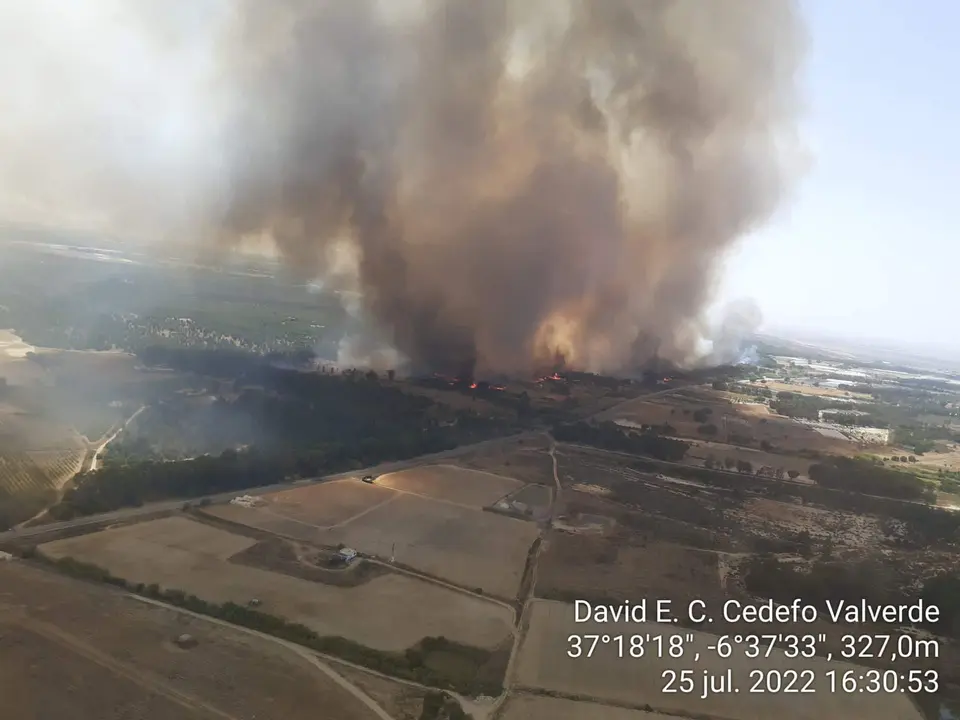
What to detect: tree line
<box><xmin>551</xmin><ymin>420</ymin><xmax>690</xmax><ymax>462</ymax></box>
<box><xmin>50</xmin><ymin>347</ymin><xmax>516</xmax><ymax>519</ymax></box>
<box><xmin>29</xmin><ymin>552</ymin><xmax>502</xmax><ymax>697</ymax></box>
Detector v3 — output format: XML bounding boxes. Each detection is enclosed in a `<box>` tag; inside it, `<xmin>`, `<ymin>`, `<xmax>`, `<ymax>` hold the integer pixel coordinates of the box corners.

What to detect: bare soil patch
<box><xmin>0</xmin><ymin>561</ymin><xmax>383</xmax><ymax>720</ymax></box>
<box><xmin>264</xmin><ymin>479</ymin><xmax>397</xmax><ymax>527</ymax></box>
<box><xmin>513</xmin><ymin>599</ymin><xmax>923</xmax><ymax>720</ymax></box>
<box><xmin>40</xmin><ymin>517</ymin><xmax>514</xmax><ymax>652</ymax></box>
<box><xmin>375</xmin><ymin>464</ymin><xmax>522</xmax><ymax>508</ymax></box>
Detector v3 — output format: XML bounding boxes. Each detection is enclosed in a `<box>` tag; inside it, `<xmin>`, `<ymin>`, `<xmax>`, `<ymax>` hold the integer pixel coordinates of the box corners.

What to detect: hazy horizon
<box><xmin>2</xmin><ymin>0</ymin><xmax>955</xmax><ymax>364</ymax></box>
<box><xmin>718</xmin><ymin>0</ymin><xmax>957</xmax><ymax>353</ymax></box>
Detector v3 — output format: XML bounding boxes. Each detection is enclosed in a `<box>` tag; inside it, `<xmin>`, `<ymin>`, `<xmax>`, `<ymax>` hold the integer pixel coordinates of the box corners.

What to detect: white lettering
<box><xmin>687</xmin><ymin>599</ymin><xmax>707</xmax><ymax>623</ymax></box>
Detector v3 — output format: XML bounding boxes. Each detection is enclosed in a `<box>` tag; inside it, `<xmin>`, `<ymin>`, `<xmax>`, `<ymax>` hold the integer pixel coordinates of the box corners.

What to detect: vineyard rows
<box><xmin>0</xmin><ymin>448</ymin><xmax>85</xmax><ymax>497</ymax></box>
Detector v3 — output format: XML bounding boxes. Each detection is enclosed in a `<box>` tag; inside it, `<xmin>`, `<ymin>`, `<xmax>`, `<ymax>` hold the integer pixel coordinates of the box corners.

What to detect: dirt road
<box><xmin>88</xmin><ymin>404</ymin><xmax>146</xmax><ymax>472</ymax></box>
<box><xmin>1</xmin><ymin>431</ymin><xmax>541</xmax><ymax>544</ymax></box>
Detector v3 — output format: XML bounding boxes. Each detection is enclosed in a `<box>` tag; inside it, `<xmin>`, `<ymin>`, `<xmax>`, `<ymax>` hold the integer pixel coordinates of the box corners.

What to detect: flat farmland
<box><xmin>501</xmin><ymin>695</ymin><xmax>676</xmax><ymax>720</ymax></box>
<box><xmin>536</xmin><ymin>534</ymin><xmax>724</xmax><ymax>608</ymax></box>
<box><xmin>324</xmin><ymin>493</ymin><xmax>540</xmax><ymax>598</ymax></box>
<box><xmin>763</xmin><ymin>380</ymin><xmax>872</xmax><ymax>400</ymax></box>
<box><xmin>454</xmin><ymin>439</ymin><xmax>555</xmax><ymax>485</ymax></box>
<box><xmin>40</xmin><ymin>516</ymin><xmax>514</xmax><ymax>652</ymax></box>
<box><xmin>0</xmin><ymin>626</ymin><xmax>196</xmax><ymax>720</ymax></box>
<box><xmin>210</xmin><ymin>490</ymin><xmax>540</xmax><ymax>599</ymax></box>
<box><xmin>513</xmin><ymin>600</ymin><xmax>924</xmax><ymax>720</ymax></box>
<box><xmin>265</xmin><ymin>479</ymin><xmax>397</xmax><ymax>527</ymax></box>
<box><xmin>374</xmin><ymin>464</ymin><xmax>522</xmax><ymax>507</ymax></box>
<box><xmin>0</xmin><ymin>561</ymin><xmax>385</xmax><ymax>720</ymax></box>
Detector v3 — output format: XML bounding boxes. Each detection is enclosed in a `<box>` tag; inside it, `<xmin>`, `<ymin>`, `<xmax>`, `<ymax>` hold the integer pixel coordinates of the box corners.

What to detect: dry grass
<box><xmin>610</xmin><ymin>393</ymin><xmax>855</xmax><ymax>457</ymax></box>
<box><xmin>0</xmin><ymin>561</ymin><xmax>384</xmax><ymax>720</ymax></box>
<box><xmin>264</xmin><ymin>479</ymin><xmax>397</xmax><ymax>527</ymax></box>
<box><xmin>513</xmin><ymin>599</ymin><xmax>924</xmax><ymax>720</ymax></box>
<box><xmin>684</xmin><ymin>440</ymin><xmax>812</xmax><ymax>476</ymax></box>
<box><xmin>327</xmin><ymin>661</ymin><xmax>429</xmax><ymax>720</ymax></box>
<box><xmin>0</xmin><ymin>625</ymin><xmax>199</xmax><ymax>720</ymax></box>
<box><xmin>501</xmin><ymin>696</ymin><xmax>677</xmax><ymax>720</ymax></box>
<box><xmin>730</xmin><ymin>497</ymin><xmax>886</xmax><ymax>548</ymax></box>
<box><xmin>375</xmin><ymin>464</ymin><xmax>522</xmax><ymax>508</ymax></box>
<box><xmin>40</xmin><ymin>516</ymin><xmax>514</xmax><ymax>652</ymax></box>
<box><xmin>763</xmin><ymin>380</ymin><xmax>872</xmax><ymax>399</ymax></box>
<box><xmin>454</xmin><ymin>439</ymin><xmax>555</xmax><ymax>486</ymax></box>
<box><xmin>212</xmin><ymin>490</ymin><xmax>540</xmax><ymax>598</ymax></box>
<box><xmin>910</xmin><ymin>443</ymin><xmax>960</xmax><ymax>472</ymax></box>
<box><xmin>536</xmin><ymin>534</ymin><xmax>724</xmax><ymax>608</ymax></box>
<box><xmin>324</xmin><ymin>493</ymin><xmax>539</xmax><ymax>598</ymax></box>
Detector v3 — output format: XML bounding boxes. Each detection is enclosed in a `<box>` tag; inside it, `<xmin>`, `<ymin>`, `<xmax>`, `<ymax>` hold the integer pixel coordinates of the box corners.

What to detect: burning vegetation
<box><xmin>211</xmin><ymin>0</ymin><xmax>803</xmax><ymax>377</ymax></box>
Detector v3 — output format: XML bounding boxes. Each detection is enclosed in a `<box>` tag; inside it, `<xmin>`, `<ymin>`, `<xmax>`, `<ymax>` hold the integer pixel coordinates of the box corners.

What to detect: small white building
<box><xmin>0</xmin><ymin>551</ymin><xmax>14</xmax><ymax>562</ymax></box>
<box><xmin>230</xmin><ymin>494</ymin><xmax>263</xmax><ymax>508</ymax></box>
<box><xmin>337</xmin><ymin>547</ymin><xmax>358</xmax><ymax>563</ymax></box>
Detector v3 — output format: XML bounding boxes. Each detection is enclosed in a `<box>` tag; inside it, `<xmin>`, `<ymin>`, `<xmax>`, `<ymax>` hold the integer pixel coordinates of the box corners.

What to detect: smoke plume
<box><xmin>1</xmin><ymin>0</ymin><xmax>806</xmax><ymax>376</ymax></box>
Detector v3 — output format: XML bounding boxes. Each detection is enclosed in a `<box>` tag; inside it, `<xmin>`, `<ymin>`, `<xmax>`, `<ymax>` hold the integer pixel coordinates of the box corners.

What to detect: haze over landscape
<box><xmin>2</xmin><ymin>0</ymin><xmax>955</xmax><ymax>364</ymax></box>
<box><xmin>718</xmin><ymin>0</ymin><xmax>958</xmax><ymax>356</ymax></box>
<box><xmin>3</xmin><ymin>3</ymin><xmax>960</xmax><ymax>720</ymax></box>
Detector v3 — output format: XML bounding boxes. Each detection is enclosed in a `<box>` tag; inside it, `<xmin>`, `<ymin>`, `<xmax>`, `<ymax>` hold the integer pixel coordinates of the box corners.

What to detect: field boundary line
<box><xmin>126</xmin><ymin>593</ymin><xmax>484</xmax><ymax>719</ymax></box>
<box><xmin>193</xmin><ymin>507</ymin><xmax>520</xmax><ymax>613</ymax></box>
<box><xmin>22</xmin><ymin>616</ymin><xmax>243</xmax><ymax>720</ymax></box>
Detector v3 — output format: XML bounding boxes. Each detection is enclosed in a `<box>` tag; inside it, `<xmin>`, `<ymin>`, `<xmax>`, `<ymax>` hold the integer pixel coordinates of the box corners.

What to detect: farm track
<box><xmin>128</xmin><ymin>593</ymin><xmax>470</xmax><ymax>720</ymax></box>
<box><xmin>0</xmin><ymin>431</ymin><xmax>542</xmax><ymax>544</ymax></box>
<box><xmin>490</xmin><ymin>435</ymin><xmax>561</xmax><ymax>720</ymax></box>
<box><xmin>21</xmin><ymin>616</ymin><xmax>243</xmax><ymax>720</ymax></box>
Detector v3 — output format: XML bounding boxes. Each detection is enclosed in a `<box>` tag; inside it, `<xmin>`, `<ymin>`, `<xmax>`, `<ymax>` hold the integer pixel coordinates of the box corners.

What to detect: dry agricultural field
<box><xmin>501</xmin><ymin>695</ymin><xmax>678</xmax><ymax>720</ymax></box>
<box><xmin>209</xmin><ymin>470</ymin><xmax>541</xmax><ymax>598</ymax></box>
<box><xmin>536</xmin><ymin>533</ymin><xmax>724</xmax><ymax>609</ymax></box>
<box><xmin>0</xmin><ymin>561</ymin><xmax>385</xmax><ymax>720</ymax></box>
<box><xmin>40</xmin><ymin>516</ymin><xmax>515</xmax><ymax>652</ymax></box>
<box><xmin>374</xmin><ymin>464</ymin><xmax>522</xmax><ymax>507</ymax></box>
<box><xmin>512</xmin><ymin>600</ymin><xmax>924</xmax><ymax>720</ymax></box>
<box><xmin>323</xmin><ymin>493</ymin><xmax>538</xmax><ymax>597</ymax></box>
<box><xmin>265</xmin><ymin>478</ymin><xmax>396</xmax><ymax>527</ymax></box>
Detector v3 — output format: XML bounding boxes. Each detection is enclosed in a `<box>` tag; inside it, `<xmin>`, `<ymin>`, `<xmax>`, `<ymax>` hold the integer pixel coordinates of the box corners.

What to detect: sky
<box><xmin>2</xmin><ymin>1</ymin><xmax>955</xmax><ymax>358</ymax></box>
<box><xmin>719</xmin><ymin>0</ymin><xmax>960</xmax><ymax>353</ymax></box>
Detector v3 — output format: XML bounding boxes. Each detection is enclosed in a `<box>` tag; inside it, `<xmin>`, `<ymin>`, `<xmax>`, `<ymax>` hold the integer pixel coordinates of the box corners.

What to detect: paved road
<box><xmin>0</xmin><ymin>432</ymin><xmax>539</xmax><ymax>543</ymax></box>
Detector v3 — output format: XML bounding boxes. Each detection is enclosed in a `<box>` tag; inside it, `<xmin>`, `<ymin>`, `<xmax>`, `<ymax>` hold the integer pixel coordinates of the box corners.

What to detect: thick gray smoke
<box><xmin>0</xmin><ymin>0</ymin><xmax>805</xmax><ymax>376</ymax></box>
<box><xmin>702</xmin><ymin>298</ymin><xmax>765</xmax><ymax>366</ymax></box>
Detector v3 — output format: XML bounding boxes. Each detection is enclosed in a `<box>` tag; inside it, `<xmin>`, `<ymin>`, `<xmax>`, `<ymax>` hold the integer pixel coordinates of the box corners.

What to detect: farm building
<box><xmin>0</xmin><ymin>551</ymin><xmax>13</xmax><ymax>562</ymax></box>
<box><xmin>337</xmin><ymin>547</ymin><xmax>358</xmax><ymax>564</ymax></box>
